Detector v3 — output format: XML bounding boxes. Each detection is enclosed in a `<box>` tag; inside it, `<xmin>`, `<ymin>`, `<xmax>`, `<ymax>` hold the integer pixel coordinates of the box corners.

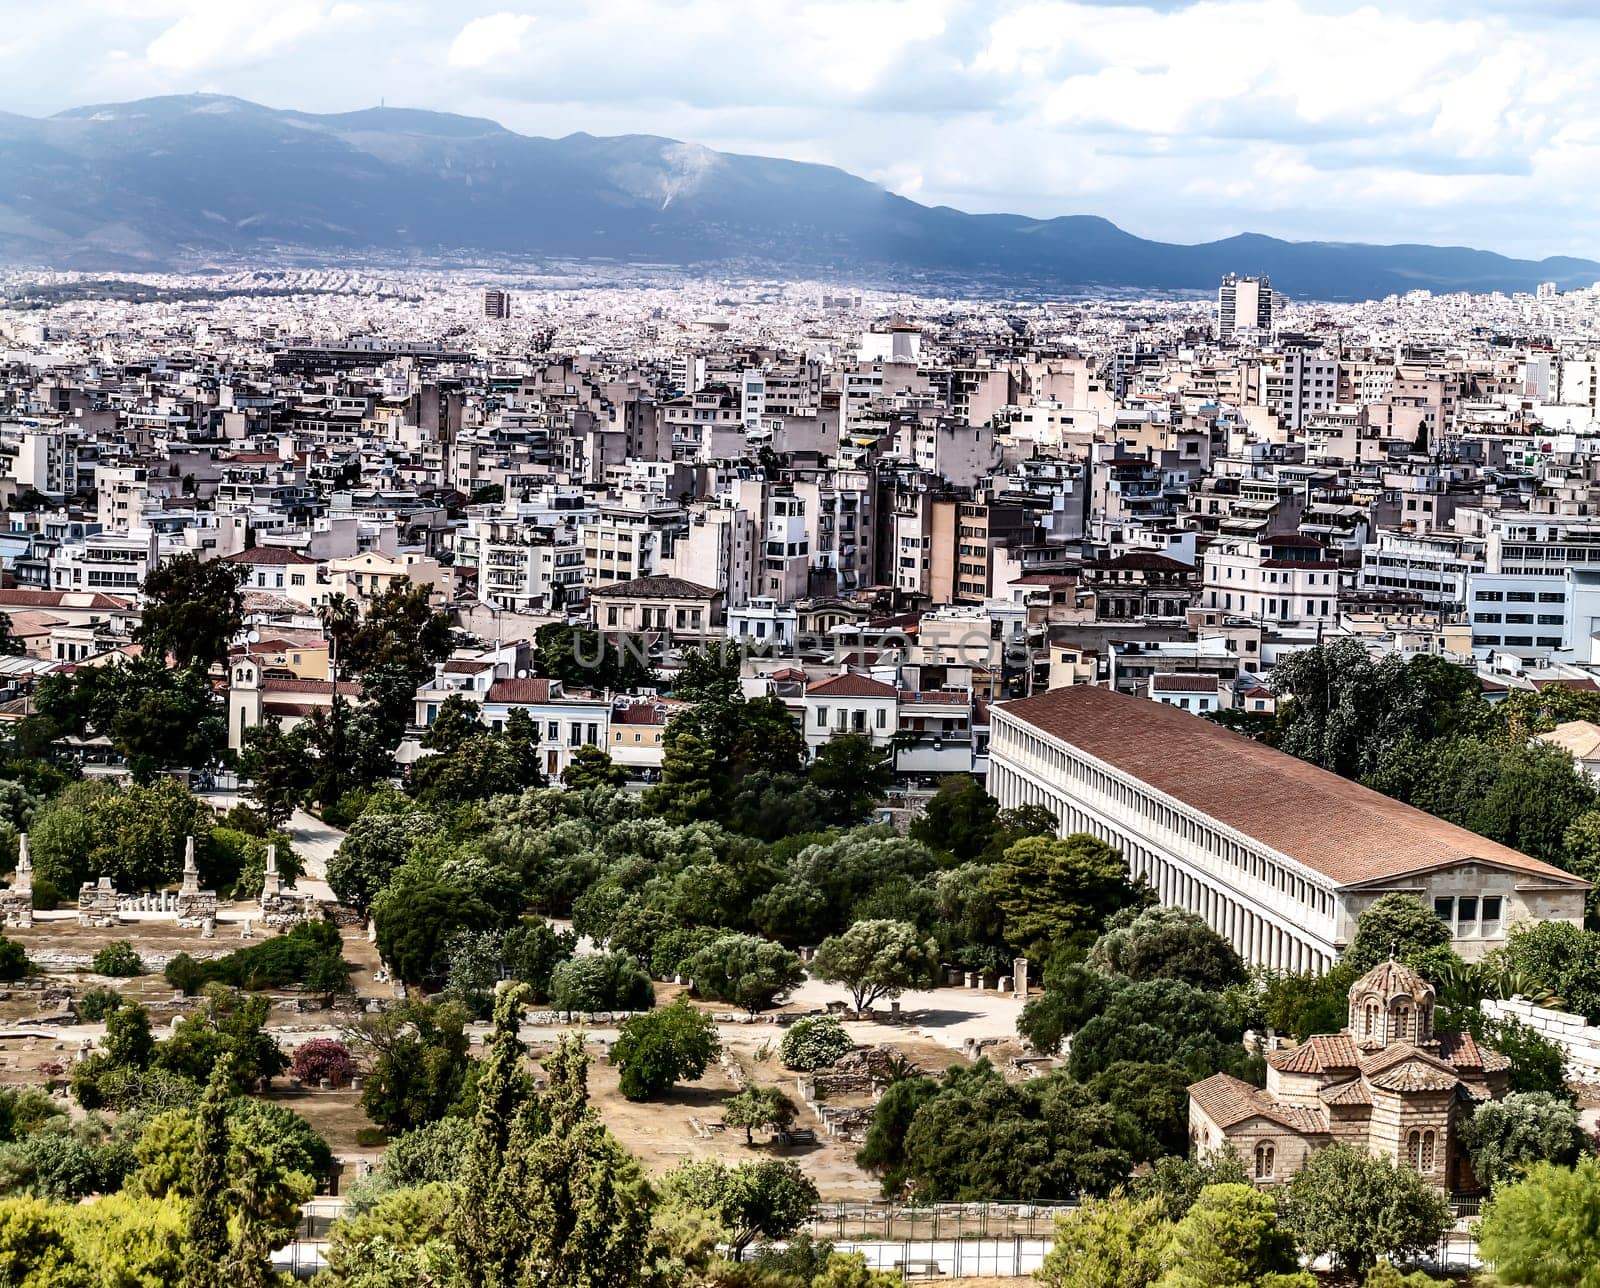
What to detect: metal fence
<box><xmin>806</xmin><ymin>1202</ymin><xmax>1079</xmax><ymax>1242</ymax></box>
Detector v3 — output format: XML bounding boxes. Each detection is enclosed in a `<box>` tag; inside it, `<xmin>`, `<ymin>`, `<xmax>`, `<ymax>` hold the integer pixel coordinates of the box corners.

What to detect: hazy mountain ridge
<box><xmin>0</xmin><ymin>94</ymin><xmax>1592</xmax><ymax>301</ymax></box>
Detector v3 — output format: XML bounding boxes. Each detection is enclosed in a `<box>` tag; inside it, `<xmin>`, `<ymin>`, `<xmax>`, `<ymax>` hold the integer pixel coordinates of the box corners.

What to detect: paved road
<box><xmin>200</xmin><ymin>790</ymin><xmax>341</xmax><ymax>902</ymax></box>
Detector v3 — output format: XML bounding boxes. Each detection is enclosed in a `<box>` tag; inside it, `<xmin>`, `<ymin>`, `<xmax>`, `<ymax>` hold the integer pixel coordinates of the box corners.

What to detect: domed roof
<box><xmin>1349</xmin><ymin>958</ymin><xmax>1435</xmax><ymax>1005</ymax></box>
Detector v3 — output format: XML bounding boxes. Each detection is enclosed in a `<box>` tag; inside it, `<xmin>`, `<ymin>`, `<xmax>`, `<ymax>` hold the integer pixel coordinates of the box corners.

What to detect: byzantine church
<box><xmin>1188</xmin><ymin>959</ymin><xmax>1510</xmax><ymax>1190</ymax></box>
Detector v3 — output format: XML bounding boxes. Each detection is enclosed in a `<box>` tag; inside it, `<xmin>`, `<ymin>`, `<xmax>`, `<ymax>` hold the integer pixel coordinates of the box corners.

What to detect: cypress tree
<box><xmin>182</xmin><ymin>1054</ymin><xmax>234</xmax><ymax>1288</ymax></box>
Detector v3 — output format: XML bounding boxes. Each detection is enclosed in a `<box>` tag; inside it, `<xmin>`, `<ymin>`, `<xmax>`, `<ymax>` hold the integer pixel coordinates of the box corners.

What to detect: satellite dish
<box><xmin>516</xmin><ymin>669</ymin><xmax>529</xmax><ymax>679</ymax></box>
<box><xmin>245</xmin><ymin>630</ymin><xmax>260</xmax><ymax>644</ymax></box>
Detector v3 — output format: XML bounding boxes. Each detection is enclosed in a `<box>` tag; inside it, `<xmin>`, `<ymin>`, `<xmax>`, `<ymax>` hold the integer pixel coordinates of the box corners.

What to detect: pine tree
<box><xmin>182</xmin><ymin>1055</ymin><xmax>233</xmax><ymax>1288</ymax></box>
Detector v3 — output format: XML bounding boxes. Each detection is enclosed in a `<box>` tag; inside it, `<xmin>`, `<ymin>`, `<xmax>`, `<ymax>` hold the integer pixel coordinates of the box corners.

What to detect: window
<box><xmin>1421</xmin><ymin>1130</ymin><xmax>1435</xmax><ymax>1172</ymax></box>
<box><xmin>1482</xmin><ymin>895</ymin><xmax>1503</xmax><ymax>937</ymax></box>
<box><xmin>1254</xmin><ymin>1142</ymin><xmax>1276</xmax><ymax>1180</ymax></box>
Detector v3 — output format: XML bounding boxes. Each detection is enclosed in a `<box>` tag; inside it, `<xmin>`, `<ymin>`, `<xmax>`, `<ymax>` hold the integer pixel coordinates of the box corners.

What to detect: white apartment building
<box><xmin>1358</xmin><ymin>529</ymin><xmax>1486</xmax><ymax>608</ymax></box>
<box><xmin>1466</xmin><ymin>513</ymin><xmax>1600</xmax><ymax>655</ymax></box>
<box><xmin>1203</xmin><ymin>535</ymin><xmax>1340</xmax><ymax>625</ymax></box>
<box><xmin>477</xmin><ymin>522</ymin><xmax>585</xmax><ymax>613</ymax></box>
<box><xmin>987</xmin><ymin>686</ymin><xmax>1588</xmax><ymax>971</ymax></box>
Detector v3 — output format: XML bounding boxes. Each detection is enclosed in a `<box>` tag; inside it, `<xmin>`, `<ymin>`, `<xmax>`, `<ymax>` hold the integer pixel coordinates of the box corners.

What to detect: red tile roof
<box><xmin>807</xmin><ymin>673</ymin><xmax>899</xmax><ymax>699</ymax></box>
<box><xmin>485</xmin><ymin>678</ymin><xmax>552</xmax><ymax>704</ymax></box>
<box><xmin>220</xmin><ymin>548</ymin><xmax>319</xmax><ymax>565</ymax></box>
<box><xmin>1151</xmin><ymin>674</ymin><xmax>1220</xmax><ymax>693</ymax></box>
<box><xmin>261</xmin><ymin>677</ymin><xmax>361</xmax><ymax>697</ymax></box>
<box><xmin>994</xmin><ymin>684</ymin><xmax>1587</xmax><ymax>889</ymax></box>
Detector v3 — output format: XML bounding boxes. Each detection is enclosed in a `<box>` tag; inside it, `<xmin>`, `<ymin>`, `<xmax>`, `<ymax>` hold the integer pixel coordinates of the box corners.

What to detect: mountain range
<box><xmin>0</xmin><ymin>93</ymin><xmax>1593</xmax><ymax>302</ymax></box>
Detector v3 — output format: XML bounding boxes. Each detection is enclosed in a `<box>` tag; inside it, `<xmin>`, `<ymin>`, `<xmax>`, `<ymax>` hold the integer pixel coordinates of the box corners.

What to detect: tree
<box><xmin>562</xmin><ymin>744</ymin><xmax>627</xmax><ymax>791</ymax></box>
<box><xmin>893</xmin><ymin>1061</ymin><xmax>1140</xmax><ymax>1200</ymax></box>
<box><xmin>36</xmin><ymin>657</ymin><xmax>229</xmax><ymax>781</ymax></box>
<box><xmin>673</xmin><ymin>642</ymin><xmax>743</xmax><ymax>703</ymax></box>
<box><xmin>1281</xmin><ymin>1142</ymin><xmax>1451</xmax><ymax>1277</ymax></box>
<box><xmin>1343</xmin><ymin>893</ymin><xmax>1455</xmax><ymax>975</ymax></box>
<box><xmin>323</xmin><ymin>1181</ymin><xmax>459</xmax><ymax>1288</ymax></box>
<box><xmin>663</xmin><ymin>1158</ymin><xmax>818</xmax><ymax>1255</ymax></box>
<box><xmin>0</xmin><ymin>936</ymin><xmax>27</xmax><ymax>984</ymax></box>
<box><xmin>1496</xmin><ymin>919</ymin><xmax>1600</xmax><ymax>1023</ymax></box>
<box><xmin>1038</xmin><ymin>1193</ymin><xmax>1170</xmax><ymax>1288</ymax></box>
<box><xmin>1089</xmin><ymin>905</ymin><xmax>1246</xmax><ymax>992</ymax></box>
<box><xmin>812</xmin><ymin>919</ymin><xmax>939</xmax><ymax>1014</ymax></box>
<box><xmin>1271</xmin><ymin>638</ymin><xmax>1434</xmax><ymax>781</ymax></box>
<box><xmin>644</xmin><ymin>730</ymin><xmax>719</xmax><ymax>823</ymax></box>
<box><xmin>1459</xmin><ymin>1092</ymin><xmax>1587</xmax><ymax>1188</ymax></box>
<box><xmin>684</xmin><ymin>933</ymin><xmax>805</xmax><ymax>1014</ymax></box>
<box><xmin>612</xmin><ymin>998</ymin><xmax>721</xmax><ymax>1100</ymax></box>
<box><xmin>910</xmin><ymin>777</ymin><xmax>1000</xmax><ymax>863</ymax></box>
<box><xmin>1132</xmin><ymin>1151</ymin><xmax>1254</xmax><ymax>1223</ymax></box>
<box><xmin>409</xmin><ymin>729</ymin><xmax>546</xmax><ymax>807</ymax></box>
<box><xmin>808</xmin><ymin>735</ymin><xmax>895</xmax><ymax>826</ymax></box>
<box><xmin>475</xmin><ymin>1035</ymin><xmax>656</xmax><ymax>1288</ymax></box>
<box><xmin>1483</xmin><ymin>1016</ymin><xmax>1573</xmax><ymax>1098</ymax></box>
<box><xmin>1156</xmin><ymin>1183</ymin><xmax>1309</xmax><ymax>1288</ymax></box>
<box><xmin>721</xmin><ymin>1086</ymin><xmax>798</xmax><ymax>1146</ymax></box>
<box><xmin>136</xmin><ymin>552</ymin><xmax>246</xmax><ymax>669</ymax></box>
<box><xmin>421</xmin><ymin>694</ymin><xmax>483</xmax><ymax>753</ymax></box>
<box><xmin>1477</xmin><ymin>1157</ymin><xmax>1600</xmax><ymax>1288</ymax></box>
<box><xmin>548</xmin><ymin>951</ymin><xmax>655</xmax><ymax>1013</ymax></box>
<box><xmin>155</xmin><ymin>989</ymin><xmax>288</xmax><ymax>1092</ymax></box>
<box><xmin>503</xmin><ymin>916</ymin><xmax>577</xmax><ymax>1001</ymax></box>
<box><xmin>182</xmin><ymin>1057</ymin><xmax>233</xmax><ymax>1288</ymax></box>
<box><xmin>237</xmin><ymin>719</ymin><xmax>314</xmax><ymax>827</ymax></box>
<box><xmin>987</xmin><ymin>833</ymin><xmax>1147</xmax><ymax>964</ymax></box>
<box><xmin>536</xmin><ymin>620</ymin><xmax>657</xmax><ymax>692</ymax></box>
<box><xmin>346</xmin><ymin>999</ymin><xmax>473</xmax><ymax>1133</ymax></box>
<box><xmin>372</xmin><ymin>866</ymin><xmax>493</xmax><ymax>987</ymax></box>
<box><xmin>328</xmin><ymin>810</ymin><xmax>442</xmax><ymax>917</ymax></box>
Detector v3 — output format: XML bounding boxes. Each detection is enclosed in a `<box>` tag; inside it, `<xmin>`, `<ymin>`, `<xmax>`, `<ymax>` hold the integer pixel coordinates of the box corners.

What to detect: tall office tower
<box><xmin>1217</xmin><ymin>273</ymin><xmax>1273</xmax><ymax>341</ymax></box>
<box><xmin>482</xmin><ymin>288</ymin><xmax>511</xmax><ymax>320</ymax></box>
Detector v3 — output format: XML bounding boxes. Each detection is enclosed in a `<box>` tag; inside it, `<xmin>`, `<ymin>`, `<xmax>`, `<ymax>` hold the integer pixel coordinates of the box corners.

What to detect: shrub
<box><xmin>355</xmin><ymin>1127</ymin><xmax>388</xmax><ymax>1149</ymax></box>
<box><xmin>547</xmin><ymin>952</ymin><xmax>655</xmax><ymax>1013</ymax></box>
<box><xmin>30</xmin><ymin>877</ymin><xmax>59</xmax><ymax>912</ymax></box>
<box><xmin>163</xmin><ymin>919</ymin><xmax>347</xmax><ymax>995</ymax></box>
<box><xmin>0</xmin><ymin>936</ymin><xmax>28</xmax><ymax>982</ymax></box>
<box><xmin>77</xmin><ymin>987</ymin><xmax>123</xmax><ymax>1023</ymax></box>
<box><xmin>290</xmin><ymin>1039</ymin><xmax>357</xmax><ymax>1089</ymax></box>
<box><xmin>779</xmin><ymin>1016</ymin><xmax>854</xmax><ymax>1071</ymax></box>
<box><xmin>91</xmin><ymin>942</ymin><xmax>144</xmax><ymax>977</ymax></box>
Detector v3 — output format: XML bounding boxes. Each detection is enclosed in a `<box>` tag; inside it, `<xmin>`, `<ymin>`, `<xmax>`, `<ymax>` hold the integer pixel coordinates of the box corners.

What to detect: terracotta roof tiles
<box><xmin>995</xmin><ymin>685</ymin><xmax>1587</xmax><ymax>889</ymax></box>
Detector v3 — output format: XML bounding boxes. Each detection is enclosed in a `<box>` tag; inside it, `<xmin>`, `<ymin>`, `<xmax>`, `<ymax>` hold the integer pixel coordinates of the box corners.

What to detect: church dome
<box><xmin>1348</xmin><ymin>959</ymin><xmax>1435</xmax><ymax>1048</ymax></box>
<box><xmin>1350</xmin><ymin>959</ymin><xmax>1435</xmax><ymax>1007</ymax></box>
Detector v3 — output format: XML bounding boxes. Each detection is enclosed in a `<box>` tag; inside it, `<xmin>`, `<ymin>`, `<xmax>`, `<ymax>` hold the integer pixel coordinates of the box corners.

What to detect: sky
<box><xmin>1</xmin><ymin>0</ymin><xmax>1598</xmax><ymax>260</ymax></box>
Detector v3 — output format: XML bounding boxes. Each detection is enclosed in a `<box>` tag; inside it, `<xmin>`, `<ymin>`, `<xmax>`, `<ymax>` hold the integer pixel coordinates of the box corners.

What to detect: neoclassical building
<box><xmin>1188</xmin><ymin>961</ymin><xmax>1510</xmax><ymax>1190</ymax></box>
<box><xmin>987</xmin><ymin>685</ymin><xmax>1588</xmax><ymax>971</ymax></box>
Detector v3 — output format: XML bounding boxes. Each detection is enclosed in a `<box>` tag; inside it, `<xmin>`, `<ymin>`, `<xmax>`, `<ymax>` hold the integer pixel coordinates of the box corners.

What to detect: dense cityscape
<box><xmin>0</xmin><ymin>260</ymin><xmax>1591</xmax><ymax>1285</ymax></box>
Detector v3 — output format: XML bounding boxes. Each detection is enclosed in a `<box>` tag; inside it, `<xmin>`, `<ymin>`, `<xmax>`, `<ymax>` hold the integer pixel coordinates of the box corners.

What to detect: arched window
<box><xmin>1363</xmin><ymin>1003</ymin><xmax>1378</xmax><ymax>1038</ymax></box>
<box><xmin>1395</xmin><ymin>1003</ymin><xmax>1415</xmax><ymax>1043</ymax></box>
<box><xmin>1254</xmin><ymin>1142</ymin><xmax>1276</xmax><ymax>1180</ymax></box>
<box><xmin>1405</xmin><ymin>1131</ymin><xmax>1422</xmax><ymax>1170</ymax></box>
<box><xmin>1420</xmin><ymin>1131</ymin><xmax>1435</xmax><ymax>1172</ymax></box>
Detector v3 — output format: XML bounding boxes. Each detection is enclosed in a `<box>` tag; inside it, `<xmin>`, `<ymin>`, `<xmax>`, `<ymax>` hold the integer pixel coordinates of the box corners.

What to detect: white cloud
<box><xmin>145</xmin><ymin>2</ymin><xmax>362</xmax><ymax>73</ymax></box>
<box><xmin>447</xmin><ymin>12</ymin><xmax>534</xmax><ymax>69</ymax></box>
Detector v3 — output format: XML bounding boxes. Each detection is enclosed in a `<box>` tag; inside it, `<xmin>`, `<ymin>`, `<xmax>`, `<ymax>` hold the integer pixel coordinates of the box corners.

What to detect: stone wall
<box><xmin>1482</xmin><ymin>996</ymin><xmax>1600</xmax><ymax>1079</ymax></box>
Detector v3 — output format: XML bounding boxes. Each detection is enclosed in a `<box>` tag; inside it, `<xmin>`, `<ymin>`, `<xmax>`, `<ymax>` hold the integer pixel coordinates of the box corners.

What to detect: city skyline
<box><xmin>5</xmin><ymin>0</ymin><xmax>1600</xmax><ymax>261</ymax></box>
